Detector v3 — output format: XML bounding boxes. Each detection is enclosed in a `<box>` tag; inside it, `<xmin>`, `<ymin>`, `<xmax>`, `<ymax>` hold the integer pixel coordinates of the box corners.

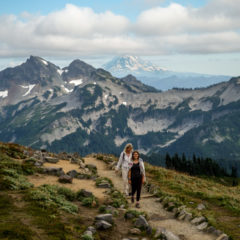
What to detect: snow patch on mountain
<box><xmin>20</xmin><ymin>84</ymin><xmax>36</xmax><ymax>97</ymax></box>
<box><xmin>114</xmin><ymin>136</ymin><xmax>128</xmax><ymax>147</ymax></box>
<box><xmin>57</xmin><ymin>69</ymin><xmax>64</xmax><ymax>75</ymax></box>
<box><xmin>41</xmin><ymin>59</ymin><xmax>48</xmax><ymax>65</ymax></box>
<box><xmin>127</xmin><ymin>118</ymin><xmax>173</xmax><ymax>135</ymax></box>
<box><xmin>69</xmin><ymin>79</ymin><xmax>83</xmax><ymax>86</ymax></box>
<box><xmin>61</xmin><ymin>85</ymin><xmax>73</xmax><ymax>93</ymax></box>
<box><xmin>0</xmin><ymin>90</ymin><xmax>8</xmax><ymax>98</ymax></box>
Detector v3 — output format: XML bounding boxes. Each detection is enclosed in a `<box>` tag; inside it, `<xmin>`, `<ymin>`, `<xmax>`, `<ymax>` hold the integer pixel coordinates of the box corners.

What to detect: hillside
<box><xmin>0</xmin><ymin>142</ymin><xmax>239</xmax><ymax>239</ymax></box>
<box><xmin>0</xmin><ymin>57</ymin><xmax>240</xmax><ymax>171</ymax></box>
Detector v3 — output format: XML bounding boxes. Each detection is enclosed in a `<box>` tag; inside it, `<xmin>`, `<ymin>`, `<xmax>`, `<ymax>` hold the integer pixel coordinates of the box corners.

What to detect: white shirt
<box><xmin>116</xmin><ymin>151</ymin><xmax>132</xmax><ymax>170</ymax></box>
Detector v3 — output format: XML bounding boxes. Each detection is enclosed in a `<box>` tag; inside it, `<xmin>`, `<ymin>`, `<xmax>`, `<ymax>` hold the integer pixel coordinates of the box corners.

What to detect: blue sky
<box><xmin>0</xmin><ymin>0</ymin><xmax>240</xmax><ymax>76</ymax></box>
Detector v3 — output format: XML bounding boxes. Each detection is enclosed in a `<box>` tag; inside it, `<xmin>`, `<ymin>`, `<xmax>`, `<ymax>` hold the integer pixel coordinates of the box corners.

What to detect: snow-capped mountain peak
<box><xmin>103</xmin><ymin>55</ymin><xmax>166</xmax><ymax>74</ymax></box>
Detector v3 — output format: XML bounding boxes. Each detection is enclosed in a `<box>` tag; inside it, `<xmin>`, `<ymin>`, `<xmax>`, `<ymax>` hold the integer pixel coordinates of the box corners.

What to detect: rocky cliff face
<box><xmin>0</xmin><ymin>57</ymin><xmax>240</xmax><ymax>161</ymax></box>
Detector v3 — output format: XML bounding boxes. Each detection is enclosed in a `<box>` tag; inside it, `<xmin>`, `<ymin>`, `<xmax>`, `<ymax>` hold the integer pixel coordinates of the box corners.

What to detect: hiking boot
<box><xmin>135</xmin><ymin>202</ymin><xmax>140</xmax><ymax>208</ymax></box>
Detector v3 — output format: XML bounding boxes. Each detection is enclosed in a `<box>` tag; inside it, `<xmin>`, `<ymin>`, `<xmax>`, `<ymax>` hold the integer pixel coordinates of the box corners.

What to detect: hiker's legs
<box><xmin>121</xmin><ymin>168</ymin><xmax>129</xmax><ymax>195</ymax></box>
<box><xmin>131</xmin><ymin>178</ymin><xmax>137</xmax><ymax>197</ymax></box>
<box><xmin>136</xmin><ymin>178</ymin><xmax>142</xmax><ymax>202</ymax></box>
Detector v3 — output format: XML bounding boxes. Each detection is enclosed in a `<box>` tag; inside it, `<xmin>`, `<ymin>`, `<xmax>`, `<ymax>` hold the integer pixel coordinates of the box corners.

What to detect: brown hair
<box><xmin>132</xmin><ymin>150</ymin><xmax>140</xmax><ymax>160</ymax></box>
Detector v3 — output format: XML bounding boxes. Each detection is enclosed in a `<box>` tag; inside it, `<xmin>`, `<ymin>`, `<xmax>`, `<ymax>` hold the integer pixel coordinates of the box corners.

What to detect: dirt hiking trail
<box><xmin>84</xmin><ymin>157</ymin><xmax>216</xmax><ymax>240</ymax></box>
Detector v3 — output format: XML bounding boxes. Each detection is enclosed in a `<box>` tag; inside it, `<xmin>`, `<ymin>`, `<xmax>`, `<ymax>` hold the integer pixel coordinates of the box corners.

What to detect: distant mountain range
<box><xmin>103</xmin><ymin>55</ymin><xmax>231</xmax><ymax>90</ymax></box>
<box><xmin>0</xmin><ymin>56</ymin><xmax>240</xmax><ymax>175</ymax></box>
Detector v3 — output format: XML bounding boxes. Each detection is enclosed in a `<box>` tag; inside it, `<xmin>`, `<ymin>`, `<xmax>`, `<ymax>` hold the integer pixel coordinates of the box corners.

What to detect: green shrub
<box><xmin>81</xmin><ymin>234</ymin><xmax>93</xmax><ymax>240</ymax></box>
<box><xmin>28</xmin><ymin>184</ymin><xmax>78</xmax><ymax>214</ymax></box>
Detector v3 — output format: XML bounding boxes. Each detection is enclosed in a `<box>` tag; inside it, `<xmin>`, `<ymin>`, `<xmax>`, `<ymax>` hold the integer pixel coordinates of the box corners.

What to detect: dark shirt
<box><xmin>131</xmin><ymin>162</ymin><xmax>142</xmax><ymax>179</ymax></box>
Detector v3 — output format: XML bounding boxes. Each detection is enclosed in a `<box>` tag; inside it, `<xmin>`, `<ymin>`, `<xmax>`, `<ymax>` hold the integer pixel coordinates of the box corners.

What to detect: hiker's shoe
<box><xmin>135</xmin><ymin>203</ymin><xmax>140</xmax><ymax>208</ymax></box>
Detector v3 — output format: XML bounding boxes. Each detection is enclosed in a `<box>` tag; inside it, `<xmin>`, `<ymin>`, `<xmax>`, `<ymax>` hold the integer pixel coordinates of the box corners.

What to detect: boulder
<box><xmin>44</xmin><ymin>156</ymin><xmax>59</xmax><ymax>163</ymax></box>
<box><xmin>197</xmin><ymin>203</ymin><xmax>206</xmax><ymax>210</ymax></box>
<box><xmin>97</xmin><ymin>182</ymin><xmax>111</xmax><ymax>188</ymax></box>
<box><xmin>95</xmin><ymin>214</ymin><xmax>113</xmax><ymax>224</ymax></box>
<box><xmin>87</xmin><ymin>226</ymin><xmax>96</xmax><ymax>234</ymax></box>
<box><xmin>197</xmin><ymin>222</ymin><xmax>208</xmax><ymax>230</ymax></box>
<box><xmin>191</xmin><ymin>216</ymin><xmax>206</xmax><ymax>225</ymax></box>
<box><xmin>216</xmin><ymin>234</ymin><xmax>229</xmax><ymax>240</ymax></box>
<box><xmin>67</xmin><ymin>170</ymin><xmax>78</xmax><ymax>178</ymax></box>
<box><xmin>155</xmin><ymin>228</ymin><xmax>180</xmax><ymax>240</ymax></box>
<box><xmin>76</xmin><ymin>174</ymin><xmax>89</xmax><ymax>179</ymax></box>
<box><xmin>80</xmin><ymin>189</ymin><xmax>93</xmax><ymax>198</ymax></box>
<box><xmin>58</xmin><ymin>174</ymin><xmax>73</xmax><ymax>183</ymax></box>
<box><xmin>43</xmin><ymin>167</ymin><xmax>64</xmax><ymax>176</ymax></box>
<box><xmin>95</xmin><ymin>220</ymin><xmax>112</xmax><ymax>230</ymax></box>
<box><xmin>134</xmin><ymin>215</ymin><xmax>149</xmax><ymax>229</ymax></box>
<box><xmin>129</xmin><ymin>228</ymin><xmax>141</xmax><ymax>235</ymax></box>
<box><xmin>34</xmin><ymin>161</ymin><xmax>44</xmax><ymax>167</ymax></box>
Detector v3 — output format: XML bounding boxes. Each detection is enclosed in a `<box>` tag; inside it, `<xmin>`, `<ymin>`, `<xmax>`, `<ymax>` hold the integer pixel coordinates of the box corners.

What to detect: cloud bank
<box><xmin>0</xmin><ymin>0</ymin><xmax>240</xmax><ymax>57</ymax></box>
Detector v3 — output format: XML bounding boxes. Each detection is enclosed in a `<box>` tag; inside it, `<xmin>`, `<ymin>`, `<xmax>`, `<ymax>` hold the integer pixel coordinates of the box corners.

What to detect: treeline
<box><xmin>165</xmin><ymin>153</ymin><xmax>238</xmax><ymax>186</ymax></box>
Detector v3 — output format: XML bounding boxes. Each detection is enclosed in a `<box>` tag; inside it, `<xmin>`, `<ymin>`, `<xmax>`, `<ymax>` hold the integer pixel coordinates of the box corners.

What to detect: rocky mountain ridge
<box><xmin>0</xmin><ymin>56</ymin><xmax>240</xmax><ymax>166</ymax></box>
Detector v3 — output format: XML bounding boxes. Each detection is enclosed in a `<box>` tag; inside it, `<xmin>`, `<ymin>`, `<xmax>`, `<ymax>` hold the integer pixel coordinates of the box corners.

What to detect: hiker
<box><xmin>115</xmin><ymin>143</ymin><xmax>133</xmax><ymax>196</ymax></box>
<box><xmin>128</xmin><ymin>150</ymin><xmax>146</xmax><ymax>208</ymax></box>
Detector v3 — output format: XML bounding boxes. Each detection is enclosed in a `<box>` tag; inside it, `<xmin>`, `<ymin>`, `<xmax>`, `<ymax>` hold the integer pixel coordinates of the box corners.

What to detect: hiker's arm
<box><xmin>116</xmin><ymin>152</ymin><xmax>123</xmax><ymax>171</ymax></box>
<box><xmin>128</xmin><ymin>169</ymin><xmax>131</xmax><ymax>184</ymax></box>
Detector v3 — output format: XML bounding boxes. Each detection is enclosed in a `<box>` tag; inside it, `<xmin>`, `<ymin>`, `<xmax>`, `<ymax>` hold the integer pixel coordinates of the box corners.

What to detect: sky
<box><xmin>0</xmin><ymin>0</ymin><xmax>240</xmax><ymax>76</ymax></box>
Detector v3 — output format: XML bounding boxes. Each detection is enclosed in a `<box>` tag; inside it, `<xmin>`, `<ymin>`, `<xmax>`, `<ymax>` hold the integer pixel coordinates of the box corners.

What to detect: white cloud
<box><xmin>0</xmin><ymin>1</ymin><xmax>240</xmax><ymax>57</ymax></box>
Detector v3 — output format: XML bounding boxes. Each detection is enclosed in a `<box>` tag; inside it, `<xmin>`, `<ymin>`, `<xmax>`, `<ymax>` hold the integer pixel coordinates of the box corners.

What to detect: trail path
<box><xmin>84</xmin><ymin>157</ymin><xmax>216</xmax><ymax>240</ymax></box>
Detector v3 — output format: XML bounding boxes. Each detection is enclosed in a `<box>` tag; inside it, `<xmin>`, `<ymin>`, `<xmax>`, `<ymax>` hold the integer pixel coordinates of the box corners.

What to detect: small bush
<box><xmin>28</xmin><ymin>185</ymin><xmax>78</xmax><ymax>214</ymax></box>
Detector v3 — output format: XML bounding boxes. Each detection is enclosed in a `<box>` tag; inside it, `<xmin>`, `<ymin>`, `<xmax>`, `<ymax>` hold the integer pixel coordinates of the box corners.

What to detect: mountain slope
<box><xmin>103</xmin><ymin>55</ymin><xmax>231</xmax><ymax>90</ymax></box>
<box><xmin>0</xmin><ymin>57</ymin><xmax>240</xmax><ymax>168</ymax></box>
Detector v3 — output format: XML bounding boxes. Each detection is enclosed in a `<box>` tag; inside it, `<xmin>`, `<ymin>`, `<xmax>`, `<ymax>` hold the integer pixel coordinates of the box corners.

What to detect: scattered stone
<box><xmin>57</xmin><ymin>152</ymin><xmax>69</xmax><ymax>160</ymax></box>
<box><xmin>82</xmin><ymin>230</ymin><xmax>93</xmax><ymax>239</ymax></box>
<box><xmin>197</xmin><ymin>222</ymin><xmax>208</xmax><ymax>230</ymax></box>
<box><xmin>79</xmin><ymin>161</ymin><xmax>86</xmax><ymax>169</ymax></box>
<box><xmin>197</xmin><ymin>203</ymin><xmax>206</xmax><ymax>210</ymax></box>
<box><xmin>184</xmin><ymin>212</ymin><xmax>193</xmax><ymax>221</ymax></box>
<box><xmin>216</xmin><ymin>234</ymin><xmax>229</xmax><ymax>240</ymax></box>
<box><xmin>43</xmin><ymin>167</ymin><xmax>64</xmax><ymax>176</ymax></box>
<box><xmin>214</xmin><ymin>230</ymin><xmax>224</xmax><ymax>236</ymax></box>
<box><xmin>191</xmin><ymin>216</ymin><xmax>206</xmax><ymax>225</ymax></box>
<box><xmin>97</xmin><ymin>183</ymin><xmax>111</xmax><ymax>188</ymax></box>
<box><xmin>206</xmin><ymin>226</ymin><xmax>217</xmax><ymax>234</ymax></box>
<box><xmin>34</xmin><ymin>161</ymin><xmax>44</xmax><ymax>167</ymax></box>
<box><xmin>70</xmin><ymin>157</ymin><xmax>80</xmax><ymax>164</ymax></box>
<box><xmin>95</xmin><ymin>220</ymin><xmax>112</xmax><ymax>230</ymax></box>
<box><xmin>77</xmin><ymin>174</ymin><xmax>89</xmax><ymax>179</ymax></box>
<box><xmin>86</xmin><ymin>164</ymin><xmax>97</xmax><ymax>170</ymax></box>
<box><xmin>67</xmin><ymin>170</ymin><xmax>78</xmax><ymax>178</ymax></box>
<box><xmin>58</xmin><ymin>174</ymin><xmax>73</xmax><ymax>183</ymax></box>
<box><xmin>172</xmin><ymin>208</ymin><xmax>178</xmax><ymax>215</ymax></box>
<box><xmin>134</xmin><ymin>215</ymin><xmax>149</xmax><ymax>229</ymax></box>
<box><xmin>125</xmin><ymin>212</ymin><xmax>135</xmax><ymax>219</ymax></box>
<box><xmin>155</xmin><ymin>228</ymin><xmax>180</xmax><ymax>240</ymax></box>
<box><xmin>129</xmin><ymin>228</ymin><xmax>141</xmax><ymax>235</ymax></box>
<box><xmin>80</xmin><ymin>189</ymin><xmax>93</xmax><ymax>198</ymax></box>
<box><xmin>87</xmin><ymin>226</ymin><xmax>96</xmax><ymax>234</ymax></box>
<box><xmin>189</xmin><ymin>201</ymin><xmax>194</xmax><ymax>204</ymax></box>
<box><xmin>44</xmin><ymin>156</ymin><xmax>59</xmax><ymax>163</ymax></box>
<box><xmin>95</xmin><ymin>214</ymin><xmax>113</xmax><ymax>224</ymax></box>
<box><xmin>178</xmin><ymin>234</ymin><xmax>187</xmax><ymax>240</ymax></box>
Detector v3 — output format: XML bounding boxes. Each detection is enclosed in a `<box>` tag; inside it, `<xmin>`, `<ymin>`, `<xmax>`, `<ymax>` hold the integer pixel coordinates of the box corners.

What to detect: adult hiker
<box><xmin>115</xmin><ymin>143</ymin><xmax>133</xmax><ymax>196</ymax></box>
<box><xmin>128</xmin><ymin>150</ymin><xmax>146</xmax><ymax>208</ymax></box>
